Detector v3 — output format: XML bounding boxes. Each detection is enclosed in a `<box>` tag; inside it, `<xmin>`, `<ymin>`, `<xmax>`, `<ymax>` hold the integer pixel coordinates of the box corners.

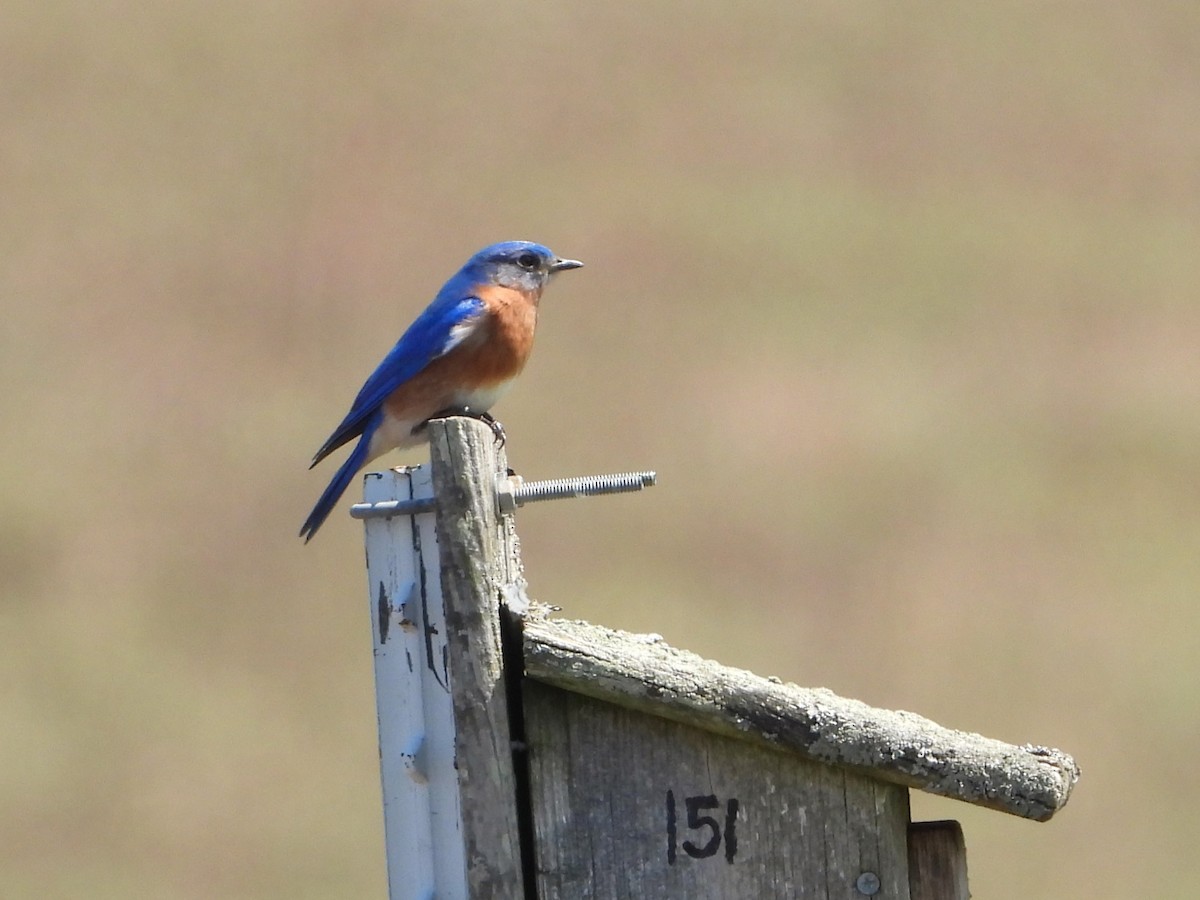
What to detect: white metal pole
<box><xmin>362</xmin><ymin>466</ymin><xmax>468</xmax><ymax>900</ymax></box>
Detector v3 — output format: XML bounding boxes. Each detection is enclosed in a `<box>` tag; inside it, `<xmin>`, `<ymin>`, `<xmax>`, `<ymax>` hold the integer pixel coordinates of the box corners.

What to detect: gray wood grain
<box><xmin>523</xmin><ymin>616</ymin><xmax>1079</xmax><ymax>821</ymax></box>
<box><xmin>525</xmin><ymin>682</ymin><xmax>911</xmax><ymax>899</ymax></box>
<box><xmin>428</xmin><ymin>417</ymin><xmax>524</xmax><ymax>898</ymax></box>
<box><xmin>908</xmin><ymin>821</ymin><xmax>970</xmax><ymax>900</ymax></box>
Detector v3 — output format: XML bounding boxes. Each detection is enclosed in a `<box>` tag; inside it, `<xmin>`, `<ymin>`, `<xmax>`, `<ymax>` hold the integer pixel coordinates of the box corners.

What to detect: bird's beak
<box><xmin>550</xmin><ymin>257</ymin><xmax>584</xmax><ymax>273</ymax></box>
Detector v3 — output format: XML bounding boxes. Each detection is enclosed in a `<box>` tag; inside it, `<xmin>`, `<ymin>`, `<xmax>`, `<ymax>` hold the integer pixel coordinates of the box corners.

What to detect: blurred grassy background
<box><xmin>2</xmin><ymin>1</ymin><xmax>1198</xmax><ymax>897</ymax></box>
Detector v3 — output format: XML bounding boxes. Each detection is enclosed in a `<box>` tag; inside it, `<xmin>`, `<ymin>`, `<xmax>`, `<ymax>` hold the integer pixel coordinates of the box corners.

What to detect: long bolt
<box><xmin>497</xmin><ymin>471</ymin><xmax>656</xmax><ymax>513</ymax></box>
<box><xmin>349</xmin><ymin>496</ymin><xmax>435</xmax><ymax>518</ymax></box>
<box><xmin>350</xmin><ymin>470</ymin><xmax>656</xmax><ymax>520</ymax></box>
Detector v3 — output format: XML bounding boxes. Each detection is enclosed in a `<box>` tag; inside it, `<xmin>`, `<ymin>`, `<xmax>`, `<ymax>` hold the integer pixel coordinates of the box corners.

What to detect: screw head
<box><xmin>855</xmin><ymin>871</ymin><xmax>881</xmax><ymax>895</ymax></box>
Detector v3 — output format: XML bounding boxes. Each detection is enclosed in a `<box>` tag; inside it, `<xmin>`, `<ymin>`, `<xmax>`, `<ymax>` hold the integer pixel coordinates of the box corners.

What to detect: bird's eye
<box><xmin>516</xmin><ymin>252</ymin><xmax>540</xmax><ymax>270</ymax></box>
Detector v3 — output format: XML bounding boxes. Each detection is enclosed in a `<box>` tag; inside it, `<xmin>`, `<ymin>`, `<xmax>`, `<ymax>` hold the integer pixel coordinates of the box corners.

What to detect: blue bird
<box><xmin>301</xmin><ymin>240</ymin><xmax>583</xmax><ymax>541</ymax></box>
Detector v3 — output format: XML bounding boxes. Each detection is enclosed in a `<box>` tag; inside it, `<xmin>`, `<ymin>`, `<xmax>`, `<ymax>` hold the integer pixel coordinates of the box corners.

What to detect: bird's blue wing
<box><xmin>299</xmin><ymin>409</ymin><xmax>380</xmax><ymax>542</ymax></box>
<box><xmin>309</xmin><ymin>292</ymin><xmax>486</xmax><ymax>467</ymax></box>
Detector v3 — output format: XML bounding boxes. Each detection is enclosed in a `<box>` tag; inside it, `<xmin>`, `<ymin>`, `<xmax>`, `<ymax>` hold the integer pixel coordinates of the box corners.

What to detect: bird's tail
<box><xmin>300</xmin><ymin>429</ymin><xmax>373</xmax><ymax>542</ymax></box>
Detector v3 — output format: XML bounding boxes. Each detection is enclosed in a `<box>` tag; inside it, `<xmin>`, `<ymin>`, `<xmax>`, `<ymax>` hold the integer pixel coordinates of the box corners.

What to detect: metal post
<box><xmin>362</xmin><ymin>466</ymin><xmax>468</xmax><ymax>900</ymax></box>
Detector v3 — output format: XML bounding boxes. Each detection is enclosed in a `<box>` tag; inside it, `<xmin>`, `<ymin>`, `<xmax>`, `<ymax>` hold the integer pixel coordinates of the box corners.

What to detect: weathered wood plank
<box><xmin>523</xmin><ymin>616</ymin><xmax>1079</xmax><ymax>821</ymax></box>
<box><xmin>525</xmin><ymin>682</ymin><xmax>911</xmax><ymax>900</ymax></box>
<box><xmin>428</xmin><ymin>417</ymin><xmax>524</xmax><ymax>898</ymax></box>
<box><xmin>908</xmin><ymin>821</ymin><xmax>970</xmax><ymax>900</ymax></box>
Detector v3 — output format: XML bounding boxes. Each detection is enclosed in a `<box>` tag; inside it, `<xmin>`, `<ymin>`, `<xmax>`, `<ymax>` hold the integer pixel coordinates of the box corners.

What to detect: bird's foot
<box><xmin>426</xmin><ymin>407</ymin><xmax>506</xmax><ymax>447</ymax></box>
<box><xmin>476</xmin><ymin>411</ymin><xmax>507</xmax><ymax>447</ymax></box>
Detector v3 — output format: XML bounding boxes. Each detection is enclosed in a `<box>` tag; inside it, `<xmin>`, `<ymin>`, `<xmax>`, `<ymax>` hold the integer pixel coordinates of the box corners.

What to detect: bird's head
<box><xmin>466</xmin><ymin>241</ymin><xmax>583</xmax><ymax>293</ymax></box>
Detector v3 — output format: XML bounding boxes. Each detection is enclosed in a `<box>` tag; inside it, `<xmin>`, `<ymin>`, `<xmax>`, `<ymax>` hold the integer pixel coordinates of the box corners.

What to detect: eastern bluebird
<box><xmin>300</xmin><ymin>240</ymin><xmax>583</xmax><ymax>541</ymax></box>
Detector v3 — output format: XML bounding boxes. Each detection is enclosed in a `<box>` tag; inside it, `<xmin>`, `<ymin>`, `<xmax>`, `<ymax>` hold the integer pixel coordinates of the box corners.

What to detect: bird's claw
<box><xmin>426</xmin><ymin>407</ymin><xmax>506</xmax><ymax>447</ymax></box>
<box><xmin>477</xmin><ymin>411</ymin><xmax>507</xmax><ymax>448</ymax></box>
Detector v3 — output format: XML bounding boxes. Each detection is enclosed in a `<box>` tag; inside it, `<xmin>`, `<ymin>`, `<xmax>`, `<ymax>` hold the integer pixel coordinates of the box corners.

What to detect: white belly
<box><xmin>367</xmin><ymin>377</ymin><xmax>515</xmax><ymax>462</ymax></box>
<box><xmin>450</xmin><ymin>379</ymin><xmax>514</xmax><ymax>415</ymax></box>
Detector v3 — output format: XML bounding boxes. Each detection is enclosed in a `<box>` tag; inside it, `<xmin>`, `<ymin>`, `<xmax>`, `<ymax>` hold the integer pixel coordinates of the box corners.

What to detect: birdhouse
<box><xmin>353</xmin><ymin>418</ymin><xmax>1079</xmax><ymax>900</ymax></box>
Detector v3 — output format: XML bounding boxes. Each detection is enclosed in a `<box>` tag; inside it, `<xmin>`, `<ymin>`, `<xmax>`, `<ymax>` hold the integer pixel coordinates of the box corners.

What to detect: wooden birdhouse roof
<box><xmin>522</xmin><ymin>615</ymin><xmax>1079</xmax><ymax>821</ymax></box>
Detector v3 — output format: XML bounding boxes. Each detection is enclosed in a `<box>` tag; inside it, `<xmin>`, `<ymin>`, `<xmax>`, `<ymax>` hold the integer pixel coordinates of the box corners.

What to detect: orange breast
<box><xmin>461</xmin><ymin>283</ymin><xmax>540</xmax><ymax>385</ymax></box>
<box><xmin>382</xmin><ymin>284</ymin><xmax>540</xmax><ymax>425</ymax></box>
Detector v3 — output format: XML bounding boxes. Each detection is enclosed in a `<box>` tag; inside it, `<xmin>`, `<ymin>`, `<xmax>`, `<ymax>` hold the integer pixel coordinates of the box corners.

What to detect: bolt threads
<box><xmin>515</xmin><ymin>471</ymin><xmax>656</xmax><ymax>505</ymax></box>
